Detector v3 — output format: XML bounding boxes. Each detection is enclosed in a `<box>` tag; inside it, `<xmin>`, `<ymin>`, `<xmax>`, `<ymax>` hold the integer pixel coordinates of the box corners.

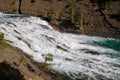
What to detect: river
<box><xmin>0</xmin><ymin>13</ymin><xmax>120</xmax><ymax>80</ymax></box>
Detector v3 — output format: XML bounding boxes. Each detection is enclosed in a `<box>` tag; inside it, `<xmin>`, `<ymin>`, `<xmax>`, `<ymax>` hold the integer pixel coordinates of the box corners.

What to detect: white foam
<box><xmin>0</xmin><ymin>12</ymin><xmax>3</xmax><ymax>14</ymax></box>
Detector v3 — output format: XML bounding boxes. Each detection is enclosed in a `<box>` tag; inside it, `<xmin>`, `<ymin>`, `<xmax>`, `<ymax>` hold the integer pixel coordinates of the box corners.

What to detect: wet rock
<box><xmin>0</xmin><ymin>62</ymin><xmax>25</xmax><ymax>80</ymax></box>
<box><xmin>26</xmin><ymin>63</ymin><xmax>35</xmax><ymax>72</ymax></box>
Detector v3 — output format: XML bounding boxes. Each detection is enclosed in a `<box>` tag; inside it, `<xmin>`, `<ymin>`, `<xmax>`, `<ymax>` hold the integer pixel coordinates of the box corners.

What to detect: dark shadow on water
<box><xmin>80</xmin><ymin>49</ymin><xmax>100</xmax><ymax>55</ymax></box>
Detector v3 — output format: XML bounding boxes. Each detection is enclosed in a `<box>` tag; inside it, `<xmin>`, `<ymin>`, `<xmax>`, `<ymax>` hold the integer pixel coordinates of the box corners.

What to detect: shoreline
<box><xmin>9</xmin><ymin>45</ymin><xmax>68</xmax><ymax>80</ymax></box>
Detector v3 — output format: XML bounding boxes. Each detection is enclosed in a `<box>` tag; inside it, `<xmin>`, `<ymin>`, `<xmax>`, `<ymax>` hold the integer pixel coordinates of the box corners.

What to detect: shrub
<box><xmin>74</xmin><ymin>13</ymin><xmax>81</xmax><ymax>25</ymax></box>
<box><xmin>46</xmin><ymin>9</ymin><xmax>56</xmax><ymax>21</ymax></box>
<box><xmin>0</xmin><ymin>33</ymin><xmax>4</xmax><ymax>41</ymax></box>
<box><xmin>18</xmin><ymin>56</ymin><xmax>26</xmax><ymax>64</ymax></box>
<box><xmin>0</xmin><ymin>33</ymin><xmax>7</xmax><ymax>49</ymax></box>
<box><xmin>11</xmin><ymin>1</ymin><xmax>15</xmax><ymax>5</ymax></box>
<box><xmin>38</xmin><ymin>9</ymin><xmax>46</xmax><ymax>17</ymax></box>
<box><xmin>41</xmin><ymin>53</ymin><xmax>53</xmax><ymax>67</ymax></box>
<box><xmin>69</xmin><ymin>0</ymin><xmax>75</xmax><ymax>22</ymax></box>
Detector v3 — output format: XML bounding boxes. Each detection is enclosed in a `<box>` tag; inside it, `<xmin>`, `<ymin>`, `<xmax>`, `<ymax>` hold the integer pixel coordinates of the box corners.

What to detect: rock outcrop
<box><xmin>0</xmin><ymin>0</ymin><xmax>120</xmax><ymax>39</ymax></box>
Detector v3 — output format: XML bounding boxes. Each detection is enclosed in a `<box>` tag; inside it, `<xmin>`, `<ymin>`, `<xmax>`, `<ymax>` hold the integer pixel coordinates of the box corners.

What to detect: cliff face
<box><xmin>0</xmin><ymin>0</ymin><xmax>120</xmax><ymax>39</ymax></box>
<box><xmin>0</xmin><ymin>0</ymin><xmax>19</xmax><ymax>13</ymax></box>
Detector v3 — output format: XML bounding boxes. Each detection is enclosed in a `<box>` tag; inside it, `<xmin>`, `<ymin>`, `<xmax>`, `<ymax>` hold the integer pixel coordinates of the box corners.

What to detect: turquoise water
<box><xmin>92</xmin><ymin>38</ymin><xmax>120</xmax><ymax>51</ymax></box>
<box><xmin>80</xmin><ymin>36</ymin><xmax>120</xmax><ymax>58</ymax></box>
<box><xmin>69</xmin><ymin>34</ymin><xmax>120</xmax><ymax>52</ymax></box>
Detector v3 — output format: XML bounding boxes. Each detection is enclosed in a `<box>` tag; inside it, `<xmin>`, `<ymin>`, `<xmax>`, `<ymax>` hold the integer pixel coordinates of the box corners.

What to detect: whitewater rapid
<box><xmin>0</xmin><ymin>13</ymin><xmax>120</xmax><ymax>80</ymax></box>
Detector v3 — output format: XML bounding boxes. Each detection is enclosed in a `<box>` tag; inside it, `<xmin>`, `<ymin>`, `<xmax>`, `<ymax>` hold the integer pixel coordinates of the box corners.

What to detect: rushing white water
<box><xmin>0</xmin><ymin>13</ymin><xmax>120</xmax><ymax>80</ymax></box>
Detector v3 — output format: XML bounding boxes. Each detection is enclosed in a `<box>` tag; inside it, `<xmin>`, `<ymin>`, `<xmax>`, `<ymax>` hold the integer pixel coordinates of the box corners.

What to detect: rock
<box><xmin>0</xmin><ymin>0</ymin><xmax>120</xmax><ymax>38</ymax></box>
<box><xmin>0</xmin><ymin>62</ymin><xmax>25</xmax><ymax>80</ymax></box>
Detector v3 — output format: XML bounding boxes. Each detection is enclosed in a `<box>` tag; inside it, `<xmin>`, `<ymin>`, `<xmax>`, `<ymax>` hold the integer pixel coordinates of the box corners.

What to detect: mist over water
<box><xmin>0</xmin><ymin>13</ymin><xmax>120</xmax><ymax>80</ymax></box>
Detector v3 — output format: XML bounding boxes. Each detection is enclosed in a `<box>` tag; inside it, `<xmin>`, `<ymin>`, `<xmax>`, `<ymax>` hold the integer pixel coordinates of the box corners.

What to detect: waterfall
<box><xmin>0</xmin><ymin>13</ymin><xmax>120</xmax><ymax>80</ymax></box>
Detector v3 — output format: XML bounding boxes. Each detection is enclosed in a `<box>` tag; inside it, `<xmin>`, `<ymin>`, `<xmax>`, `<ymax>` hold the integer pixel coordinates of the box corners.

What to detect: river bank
<box><xmin>0</xmin><ymin>45</ymin><xmax>66</xmax><ymax>80</ymax></box>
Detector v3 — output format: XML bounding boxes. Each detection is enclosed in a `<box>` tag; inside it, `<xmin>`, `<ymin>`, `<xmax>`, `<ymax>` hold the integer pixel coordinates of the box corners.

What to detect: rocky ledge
<box><xmin>0</xmin><ymin>0</ymin><xmax>120</xmax><ymax>39</ymax></box>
